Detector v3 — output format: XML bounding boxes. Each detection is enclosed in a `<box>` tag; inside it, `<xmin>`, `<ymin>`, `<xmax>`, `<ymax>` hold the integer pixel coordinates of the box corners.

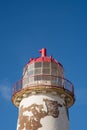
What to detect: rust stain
<box><xmin>17</xmin><ymin>99</ymin><xmax>63</xmax><ymax>130</ymax></box>
<box><xmin>43</xmin><ymin>99</ymin><xmax>62</xmax><ymax>118</ymax></box>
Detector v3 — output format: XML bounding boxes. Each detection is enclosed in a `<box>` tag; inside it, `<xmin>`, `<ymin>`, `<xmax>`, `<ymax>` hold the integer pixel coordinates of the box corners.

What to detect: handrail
<box><xmin>12</xmin><ymin>75</ymin><xmax>74</xmax><ymax>96</ymax></box>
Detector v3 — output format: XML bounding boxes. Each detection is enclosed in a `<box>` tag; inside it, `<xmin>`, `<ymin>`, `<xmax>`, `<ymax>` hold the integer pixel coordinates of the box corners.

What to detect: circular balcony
<box><xmin>12</xmin><ymin>75</ymin><xmax>75</xmax><ymax>107</ymax></box>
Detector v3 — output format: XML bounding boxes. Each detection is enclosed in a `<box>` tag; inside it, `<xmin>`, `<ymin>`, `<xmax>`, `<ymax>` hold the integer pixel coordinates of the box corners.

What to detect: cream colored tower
<box><xmin>12</xmin><ymin>48</ymin><xmax>75</xmax><ymax>130</ymax></box>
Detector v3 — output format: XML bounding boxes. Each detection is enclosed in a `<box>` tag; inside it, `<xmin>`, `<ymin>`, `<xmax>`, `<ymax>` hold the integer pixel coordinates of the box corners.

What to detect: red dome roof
<box><xmin>26</xmin><ymin>48</ymin><xmax>63</xmax><ymax>67</ymax></box>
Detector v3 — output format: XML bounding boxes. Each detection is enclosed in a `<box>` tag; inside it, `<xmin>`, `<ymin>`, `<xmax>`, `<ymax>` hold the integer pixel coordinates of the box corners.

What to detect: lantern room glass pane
<box><xmin>29</xmin><ymin>77</ymin><xmax>34</xmax><ymax>83</ymax></box>
<box><xmin>42</xmin><ymin>75</ymin><xmax>51</xmax><ymax>80</ymax></box>
<box><xmin>28</xmin><ymin>70</ymin><xmax>34</xmax><ymax>76</ymax></box>
<box><xmin>51</xmin><ymin>69</ymin><xmax>57</xmax><ymax>76</ymax></box>
<box><xmin>43</xmin><ymin>62</ymin><xmax>50</xmax><ymax>68</ymax></box>
<box><xmin>28</xmin><ymin>63</ymin><xmax>34</xmax><ymax>69</ymax></box>
<box><xmin>34</xmin><ymin>75</ymin><xmax>41</xmax><ymax>81</ymax></box>
<box><xmin>51</xmin><ymin>77</ymin><xmax>57</xmax><ymax>84</ymax></box>
<box><xmin>58</xmin><ymin>77</ymin><xmax>62</xmax><ymax>86</ymax></box>
<box><xmin>42</xmin><ymin>68</ymin><xmax>50</xmax><ymax>74</ymax></box>
<box><xmin>34</xmin><ymin>69</ymin><xmax>42</xmax><ymax>74</ymax></box>
<box><xmin>51</xmin><ymin>62</ymin><xmax>58</xmax><ymax>69</ymax></box>
<box><xmin>35</xmin><ymin>62</ymin><xmax>42</xmax><ymax>68</ymax></box>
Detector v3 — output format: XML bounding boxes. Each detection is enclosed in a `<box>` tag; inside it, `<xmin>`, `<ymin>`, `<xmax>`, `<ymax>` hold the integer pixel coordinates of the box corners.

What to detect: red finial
<box><xmin>39</xmin><ymin>48</ymin><xmax>47</xmax><ymax>57</ymax></box>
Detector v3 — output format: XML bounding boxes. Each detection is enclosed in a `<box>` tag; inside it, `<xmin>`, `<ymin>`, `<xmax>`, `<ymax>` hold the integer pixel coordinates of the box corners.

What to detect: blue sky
<box><xmin>0</xmin><ymin>0</ymin><xmax>87</xmax><ymax>130</ymax></box>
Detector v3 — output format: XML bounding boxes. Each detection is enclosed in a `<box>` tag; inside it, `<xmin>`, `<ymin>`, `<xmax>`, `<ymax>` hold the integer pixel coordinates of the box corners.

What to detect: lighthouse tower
<box><xmin>12</xmin><ymin>48</ymin><xmax>75</xmax><ymax>130</ymax></box>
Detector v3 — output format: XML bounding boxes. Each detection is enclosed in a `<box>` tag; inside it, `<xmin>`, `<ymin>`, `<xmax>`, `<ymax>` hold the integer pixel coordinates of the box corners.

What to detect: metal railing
<box><xmin>12</xmin><ymin>75</ymin><xmax>74</xmax><ymax>96</ymax></box>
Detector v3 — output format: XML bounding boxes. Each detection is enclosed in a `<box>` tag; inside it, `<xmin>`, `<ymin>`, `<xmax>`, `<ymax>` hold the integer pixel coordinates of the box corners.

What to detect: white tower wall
<box><xmin>17</xmin><ymin>93</ymin><xmax>69</xmax><ymax>130</ymax></box>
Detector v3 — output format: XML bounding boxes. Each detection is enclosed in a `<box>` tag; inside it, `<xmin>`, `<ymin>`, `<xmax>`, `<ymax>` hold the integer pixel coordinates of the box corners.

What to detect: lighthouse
<box><xmin>12</xmin><ymin>48</ymin><xmax>75</xmax><ymax>130</ymax></box>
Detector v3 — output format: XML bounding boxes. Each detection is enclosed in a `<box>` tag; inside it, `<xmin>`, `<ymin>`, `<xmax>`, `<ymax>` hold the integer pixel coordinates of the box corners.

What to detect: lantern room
<box><xmin>22</xmin><ymin>48</ymin><xmax>64</xmax><ymax>88</ymax></box>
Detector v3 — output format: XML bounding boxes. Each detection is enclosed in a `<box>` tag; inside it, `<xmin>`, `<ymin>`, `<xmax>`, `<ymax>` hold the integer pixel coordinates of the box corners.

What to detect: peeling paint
<box><xmin>18</xmin><ymin>104</ymin><xmax>47</xmax><ymax>130</ymax></box>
